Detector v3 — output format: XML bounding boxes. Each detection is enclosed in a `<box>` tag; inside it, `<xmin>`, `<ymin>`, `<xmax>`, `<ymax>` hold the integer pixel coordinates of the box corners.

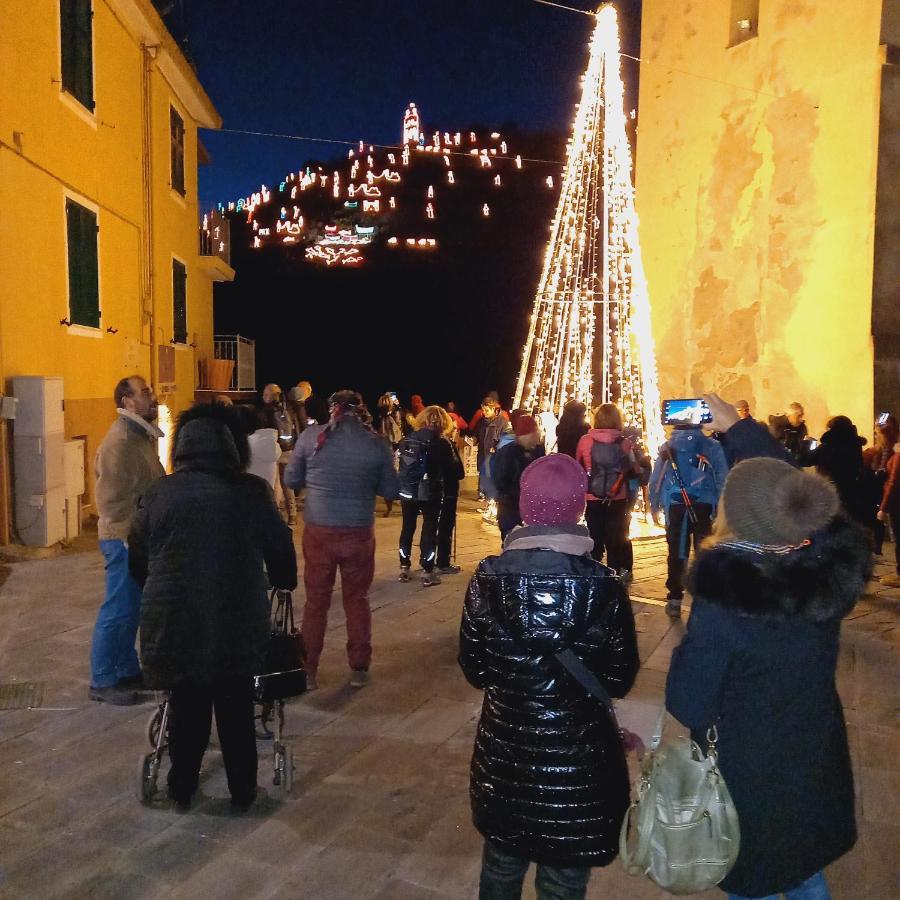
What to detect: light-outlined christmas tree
<box><xmin>513</xmin><ymin>4</ymin><xmax>662</xmax><ymax>454</ymax></box>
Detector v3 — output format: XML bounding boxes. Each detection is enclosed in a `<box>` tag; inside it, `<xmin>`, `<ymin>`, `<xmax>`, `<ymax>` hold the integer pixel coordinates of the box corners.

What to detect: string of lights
<box><xmin>513</xmin><ymin>4</ymin><xmax>663</xmax><ymax>455</ymax></box>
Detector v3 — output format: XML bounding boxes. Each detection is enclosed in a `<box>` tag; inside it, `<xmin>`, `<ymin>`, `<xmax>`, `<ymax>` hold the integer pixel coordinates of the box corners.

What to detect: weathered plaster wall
<box><xmin>636</xmin><ymin>0</ymin><xmax>885</xmax><ymax>436</ymax></box>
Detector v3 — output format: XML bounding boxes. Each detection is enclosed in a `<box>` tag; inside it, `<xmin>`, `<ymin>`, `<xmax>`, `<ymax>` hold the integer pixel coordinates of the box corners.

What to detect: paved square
<box><xmin>0</xmin><ymin>492</ymin><xmax>896</xmax><ymax>899</ymax></box>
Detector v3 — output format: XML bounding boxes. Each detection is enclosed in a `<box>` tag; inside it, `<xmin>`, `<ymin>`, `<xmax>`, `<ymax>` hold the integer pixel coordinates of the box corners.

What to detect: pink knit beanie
<box><xmin>519</xmin><ymin>454</ymin><xmax>587</xmax><ymax>526</ymax></box>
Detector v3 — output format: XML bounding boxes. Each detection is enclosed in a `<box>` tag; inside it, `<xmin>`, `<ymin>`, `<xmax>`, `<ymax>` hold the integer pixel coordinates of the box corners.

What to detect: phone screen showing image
<box><xmin>877</xmin><ymin>411</ymin><xmax>890</xmax><ymax>426</ymax></box>
<box><xmin>662</xmin><ymin>398</ymin><xmax>713</xmax><ymax>426</ymax></box>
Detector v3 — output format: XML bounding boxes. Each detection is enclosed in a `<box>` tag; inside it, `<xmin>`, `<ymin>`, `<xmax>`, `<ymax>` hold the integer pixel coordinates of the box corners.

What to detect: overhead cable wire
<box><xmin>208</xmin><ymin>127</ymin><xmax>565</xmax><ymax>166</ymax></box>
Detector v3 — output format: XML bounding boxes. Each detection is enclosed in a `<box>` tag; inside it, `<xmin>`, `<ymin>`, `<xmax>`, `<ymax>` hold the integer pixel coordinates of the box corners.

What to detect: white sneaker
<box><xmin>349</xmin><ymin>669</ymin><xmax>370</xmax><ymax>688</ymax></box>
<box><xmin>422</xmin><ymin>571</ymin><xmax>442</xmax><ymax>587</ymax></box>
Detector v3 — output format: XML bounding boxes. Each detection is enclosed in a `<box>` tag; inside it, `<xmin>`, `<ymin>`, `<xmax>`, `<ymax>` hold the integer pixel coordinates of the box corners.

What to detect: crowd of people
<box><xmin>84</xmin><ymin>373</ymin><xmax>895</xmax><ymax>899</ymax></box>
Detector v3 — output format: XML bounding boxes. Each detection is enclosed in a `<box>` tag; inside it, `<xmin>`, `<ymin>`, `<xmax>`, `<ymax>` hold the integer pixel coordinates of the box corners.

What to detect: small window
<box><xmin>729</xmin><ymin>0</ymin><xmax>759</xmax><ymax>46</ymax></box>
<box><xmin>172</xmin><ymin>259</ymin><xmax>187</xmax><ymax>344</ymax></box>
<box><xmin>65</xmin><ymin>199</ymin><xmax>100</xmax><ymax>328</ymax></box>
<box><xmin>60</xmin><ymin>0</ymin><xmax>94</xmax><ymax>110</ymax></box>
<box><xmin>170</xmin><ymin>107</ymin><xmax>185</xmax><ymax>195</ymax></box>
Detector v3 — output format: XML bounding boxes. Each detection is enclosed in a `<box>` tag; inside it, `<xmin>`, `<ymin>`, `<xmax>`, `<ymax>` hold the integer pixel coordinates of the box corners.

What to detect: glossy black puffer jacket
<box><xmin>459</xmin><ymin>535</ymin><xmax>639</xmax><ymax>868</ymax></box>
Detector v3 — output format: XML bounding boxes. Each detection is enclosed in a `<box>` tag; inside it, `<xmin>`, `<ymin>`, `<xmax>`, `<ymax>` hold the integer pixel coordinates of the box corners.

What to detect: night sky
<box><xmin>173</xmin><ymin>0</ymin><xmax>643</xmax><ymax>413</ymax></box>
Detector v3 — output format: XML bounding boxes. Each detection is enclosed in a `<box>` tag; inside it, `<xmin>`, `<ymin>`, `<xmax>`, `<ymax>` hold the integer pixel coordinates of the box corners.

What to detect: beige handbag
<box><xmin>619</xmin><ymin>709</ymin><xmax>740</xmax><ymax>895</ymax></box>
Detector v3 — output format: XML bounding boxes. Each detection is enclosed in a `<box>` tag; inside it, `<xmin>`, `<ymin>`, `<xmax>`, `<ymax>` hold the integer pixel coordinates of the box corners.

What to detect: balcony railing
<box><xmin>210</xmin><ymin>334</ymin><xmax>255</xmax><ymax>391</ymax></box>
<box><xmin>199</xmin><ymin>210</ymin><xmax>231</xmax><ymax>266</ymax></box>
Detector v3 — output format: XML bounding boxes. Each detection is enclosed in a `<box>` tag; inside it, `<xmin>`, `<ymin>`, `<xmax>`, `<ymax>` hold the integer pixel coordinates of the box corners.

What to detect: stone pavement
<box><xmin>0</xmin><ymin>492</ymin><xmax>896</xmax><ymax>899</ymax></box>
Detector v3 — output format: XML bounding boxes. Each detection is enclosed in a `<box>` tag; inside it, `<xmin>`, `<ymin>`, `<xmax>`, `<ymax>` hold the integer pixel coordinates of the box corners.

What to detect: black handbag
<box><xmin>253</xmin><ymin>589</ymin><xmax>307</xmax><ymax>701</ymax></box>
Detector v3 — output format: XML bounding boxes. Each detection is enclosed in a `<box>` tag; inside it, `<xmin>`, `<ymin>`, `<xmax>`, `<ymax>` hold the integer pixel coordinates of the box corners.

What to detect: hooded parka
<box><xmin>666</xmin><ymin>517</ymin><xmax>870</xmax><ymax>898</ymax></box>
<box><xmin>129</xmin><ymin>416</ymin><xmax>297</xmax><ymax>688</ymax></box>
<box><xmin>459</xmin><ymin>526</ymin><xmax>639</xmax><ymax>868</ymax></box>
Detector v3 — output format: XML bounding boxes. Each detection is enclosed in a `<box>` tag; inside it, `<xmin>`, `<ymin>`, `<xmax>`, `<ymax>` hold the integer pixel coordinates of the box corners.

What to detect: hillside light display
<box><xmin>513</xmin><ymin>4</ymin><xmax>663</xmax><ymax>455</ymax></box>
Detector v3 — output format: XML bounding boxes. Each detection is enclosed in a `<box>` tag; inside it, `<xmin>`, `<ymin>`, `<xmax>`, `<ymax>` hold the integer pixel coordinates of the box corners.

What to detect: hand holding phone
<box><xmin>662</xmin><ymin>398</ymin><xmax>713</xmax><ymax>426</ymax></box>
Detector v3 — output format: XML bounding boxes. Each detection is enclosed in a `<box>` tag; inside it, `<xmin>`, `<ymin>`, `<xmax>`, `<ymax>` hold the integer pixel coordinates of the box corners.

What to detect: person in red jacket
<box><xmin>575</xmin><ymin>403</ymin><xmax>640</xmax><ymax>574</ymax></box>
<box><xmin>877</xmin><ymin>443</ymin><xmax>900</xmax><ymax>586</ymax></box>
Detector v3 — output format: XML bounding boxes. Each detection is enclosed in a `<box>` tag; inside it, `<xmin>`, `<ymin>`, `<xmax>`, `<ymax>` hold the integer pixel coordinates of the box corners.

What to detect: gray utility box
<box><xmin>12</xmin><ymin>376</ymin><xmax>66</xmax><ymax>547</ymax></box>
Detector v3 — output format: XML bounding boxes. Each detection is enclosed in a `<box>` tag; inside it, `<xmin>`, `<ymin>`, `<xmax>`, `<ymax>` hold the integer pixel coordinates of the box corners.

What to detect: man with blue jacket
<box><xmin>649</xmin><ymin>421</ymin><xmax>729</xmax><ymax>617</ymax></box>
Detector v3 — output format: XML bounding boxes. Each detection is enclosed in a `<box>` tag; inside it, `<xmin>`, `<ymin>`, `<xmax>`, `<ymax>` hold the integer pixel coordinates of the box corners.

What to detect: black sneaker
<box><xmin>437</xmin><ymin>565</ymin><xmax>461</xmax><ymax>575</ymax></box>
<box><xmin>89</xmin><ymin>685</ymin><xmax>140</xmax><ymax>706</ymax></box>
<box><xmin>398</xmin><ymin>567</ymin><xmax>411</xmax><ymax>582</ymax></box>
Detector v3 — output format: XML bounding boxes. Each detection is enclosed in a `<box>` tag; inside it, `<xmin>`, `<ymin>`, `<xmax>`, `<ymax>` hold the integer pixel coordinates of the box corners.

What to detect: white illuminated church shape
<box><xmin>403</xmin><ymin>102</ymin><xmax>421</xmax><ymax>145</ymax></box>
<box><xmin>513</xmin><ymin>5</ymin><xmax>663</xmax><ymax>453</ymax></box>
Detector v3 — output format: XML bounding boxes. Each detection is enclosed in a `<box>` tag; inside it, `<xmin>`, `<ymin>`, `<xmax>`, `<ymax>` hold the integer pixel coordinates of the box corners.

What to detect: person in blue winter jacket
<box><xmin>649</xmin><ymin>421</ymin><xmax>729</xmax><ymax>617</ymax></box>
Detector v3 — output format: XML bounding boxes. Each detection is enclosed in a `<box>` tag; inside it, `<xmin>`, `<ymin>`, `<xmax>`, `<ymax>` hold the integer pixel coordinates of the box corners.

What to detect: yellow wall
<box><xmin>635</xmin><ymin>0</ymin><xmax>883</xmax><ymax>438</ymax></box>
<box><xmin>0</xmin><ymin>0</ymin><xmax>220</xmax><ymax>518</ymax></box>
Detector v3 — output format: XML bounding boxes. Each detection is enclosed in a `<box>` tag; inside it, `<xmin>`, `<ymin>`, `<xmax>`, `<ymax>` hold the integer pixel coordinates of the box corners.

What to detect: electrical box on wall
<box><xmin>12</xmin><ymin>376</ymin><xmax>66</xmax><ymax>547</ymax></box>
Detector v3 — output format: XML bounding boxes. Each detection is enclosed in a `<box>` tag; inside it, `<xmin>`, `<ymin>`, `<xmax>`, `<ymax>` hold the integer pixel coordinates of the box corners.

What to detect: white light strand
<box><xmin>513</xmin><ymin>4</ymin><xmax>662</xmax><ymax>456</ymax></box>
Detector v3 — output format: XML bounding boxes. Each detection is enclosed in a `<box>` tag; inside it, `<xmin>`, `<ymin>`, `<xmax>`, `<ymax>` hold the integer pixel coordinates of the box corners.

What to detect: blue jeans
<box><xmin>90</xmin><ymin>539</ymin><xmax>142</xmax><ymax>688</ymax></box>
<box><xmin>728</xmin><ymin>870</ymin><xmax>831</xmax><ymax>900</ymax></box>
<box><xmin>479</xmin><ymin>840</ymin><xmax>591</xmax><ymax>900</ymax></box>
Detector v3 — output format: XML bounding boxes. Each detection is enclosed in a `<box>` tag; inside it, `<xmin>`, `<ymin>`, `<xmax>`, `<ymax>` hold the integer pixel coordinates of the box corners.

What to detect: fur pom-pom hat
<box><xmin>721</xmin><ymin>457</ymin><xmax>839</xmax><ymax>546</ymax></box>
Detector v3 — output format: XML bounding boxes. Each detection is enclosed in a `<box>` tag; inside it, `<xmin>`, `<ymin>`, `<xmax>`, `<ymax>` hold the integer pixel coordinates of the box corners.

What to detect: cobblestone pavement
<box><xmin>0</xmin><ymin>491</ymin><xmax>896</xmax><ymax>899</ymax></box>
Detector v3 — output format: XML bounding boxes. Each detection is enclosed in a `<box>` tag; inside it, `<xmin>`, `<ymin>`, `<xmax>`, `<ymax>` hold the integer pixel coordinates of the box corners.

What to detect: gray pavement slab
<box><xmin>0</xmin><ymin>493</ymin><xmax>897</xmax><ymax>899</ymax></box>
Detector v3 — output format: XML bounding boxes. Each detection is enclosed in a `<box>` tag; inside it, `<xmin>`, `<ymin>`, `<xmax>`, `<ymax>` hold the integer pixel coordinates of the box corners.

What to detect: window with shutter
<box><xmin>65</xmin><ymin>198</ymin><xmax>100</xmax><ymax>328</ymax></box>
<box><xmin>170</xmin><ymin>107</ymin><xmax>185</xmax><ymax>195</ymax></box>
<box><xmin>60</xmin><ymin>0</ymin><xmax>94</xmax><ymax>111</ymax></box>
<box><xmin>172</xmin><ymin>259</ymin><xmax>187</xmax><ymax>344</ymax></box>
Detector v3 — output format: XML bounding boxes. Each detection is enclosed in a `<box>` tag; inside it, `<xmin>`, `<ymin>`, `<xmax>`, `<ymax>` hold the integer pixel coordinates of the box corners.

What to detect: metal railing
<box><xmin>199</xmin><ymin>210</ymin><xmax>231</xmax><ymax>265</ymax></box>
<box><xmin>212</xmin><ymin>334</ymin><xmax>255</xmax><ymax>391</ymax></box>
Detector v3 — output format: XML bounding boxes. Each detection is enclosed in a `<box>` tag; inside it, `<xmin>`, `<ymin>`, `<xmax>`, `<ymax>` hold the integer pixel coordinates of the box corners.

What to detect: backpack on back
<box><xmin>666</xmin><ymin>438</ymin><xmax>717</xmax><ymax>504</ymax></box>
<box><xmin>398</xmin><ymin>436</ymin><xmax>431</xmax><ymax>501</ymax></box>
<box><xmin>589</xmin><ymin>437</ymin><xmax>626</xmax><ymax>500</ymax></box>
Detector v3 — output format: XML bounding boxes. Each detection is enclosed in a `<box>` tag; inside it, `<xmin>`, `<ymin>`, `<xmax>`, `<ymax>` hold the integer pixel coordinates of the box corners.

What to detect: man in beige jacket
<box><xmin>89</xmin><ymin>376</ymin><xmax>164</xmax><ymax>705</ymax></box>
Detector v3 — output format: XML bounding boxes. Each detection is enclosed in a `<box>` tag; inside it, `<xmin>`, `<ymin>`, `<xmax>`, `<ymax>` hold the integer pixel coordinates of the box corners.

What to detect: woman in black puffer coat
<box><xmin>129</xmin><ymin>403</ymin><xmax>297</xmax><ymax>811</ymax></box>
<box><xmin>667</xmin><ymin>458</ymin><xmax>869</xmax><ymax>900</ymax></box>
<box><xmin>459</xmin><ymin>454</ymin><xmax>639</xmax><ymax>899</ymax></box>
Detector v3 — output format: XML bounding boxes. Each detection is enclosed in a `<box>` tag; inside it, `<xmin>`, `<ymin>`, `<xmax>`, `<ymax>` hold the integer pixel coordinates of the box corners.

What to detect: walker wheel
<box><xmin>255</xmin><ymin>702</ymin><xmax>274</xmax><ymax>741</ymax></box>
<box><xmin>137</xmin><ymin>752</ymin><xmax>158</xmax><ymax>804</ymax></box>
<box><xmin>146</xmin><ymin>707</ymin><xmax>165</xmax><ymax>749</ymax></box>
<box><xmin>273</xmin><ymin>742</ymin><xmax>293</xmax><ymax>792</ymax></box>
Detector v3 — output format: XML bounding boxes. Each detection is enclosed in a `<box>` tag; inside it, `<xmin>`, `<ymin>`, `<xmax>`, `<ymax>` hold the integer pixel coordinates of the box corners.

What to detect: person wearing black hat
<box><xmin>666</xmin><ymin>458</ymin><xmax>870</xmax><ymax>900</ymax></box>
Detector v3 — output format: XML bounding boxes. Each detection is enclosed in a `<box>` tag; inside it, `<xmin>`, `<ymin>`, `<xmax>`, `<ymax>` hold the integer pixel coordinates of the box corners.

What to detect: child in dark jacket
<box><xmin>459</xmin><ymin>454</ymin><xmax>639</xmax><ymax>899</ymax></box>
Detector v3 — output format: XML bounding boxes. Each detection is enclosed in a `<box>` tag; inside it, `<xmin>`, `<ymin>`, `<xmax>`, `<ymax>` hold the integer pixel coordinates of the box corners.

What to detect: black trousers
<box><xmin>399</xmin><ymin>498</ymin><xmax>441</xmax><ymax>572</ymax></box>
<box><xmin>585</xmin><ymin>499</ymin><xmax>630</xmax><ymax>571</ymax></box>
<box><xmin>167</xmin><ymin>678</ymin><xmax>257</xmax><ymax>804</ymax></box>
<box><xmin>665</xmin><ymin>501</ymin><xmax>713</xmax><ymax>599</ymax></box>
<box><xmin>436</xmin><ymin>493</ymin><xmax>459</xmax><ymax>568</ymax></box>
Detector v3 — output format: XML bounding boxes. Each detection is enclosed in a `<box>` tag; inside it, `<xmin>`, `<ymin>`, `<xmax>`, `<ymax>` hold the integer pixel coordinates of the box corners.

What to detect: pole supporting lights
<box><xmin>513</xmin><ymin>4</ymin><xmax>663</xmax><ymax>455</ymax></box>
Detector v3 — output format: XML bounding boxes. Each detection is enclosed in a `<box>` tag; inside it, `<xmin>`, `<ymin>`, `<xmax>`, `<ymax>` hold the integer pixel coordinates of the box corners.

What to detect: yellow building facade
<box><xmin>635</xmin><ymin>0</ymin><xmax>900</xmax><ymax>437</ymax></box>
<box><xmin>0</xmin><ymin>0</ymin><xmax>233</xmax><ymax>540</ymax></box>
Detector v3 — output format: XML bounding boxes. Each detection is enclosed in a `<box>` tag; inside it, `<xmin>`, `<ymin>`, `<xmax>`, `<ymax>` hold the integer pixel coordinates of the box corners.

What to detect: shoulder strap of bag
<box><xmin>554</xmin><ymin>647</ymin><xmax>619</xmax><ymax>727</ymax></box>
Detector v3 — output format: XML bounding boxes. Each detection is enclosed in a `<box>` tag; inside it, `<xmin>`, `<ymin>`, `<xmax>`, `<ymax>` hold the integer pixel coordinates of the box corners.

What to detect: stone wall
<box><xmin>635</xmin><ymin>0</ymin><xmax>888</xmax><ymax>436</ymax></box>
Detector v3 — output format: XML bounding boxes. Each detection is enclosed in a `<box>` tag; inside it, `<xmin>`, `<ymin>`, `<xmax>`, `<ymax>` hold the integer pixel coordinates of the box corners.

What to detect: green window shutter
<box><xmin>60</xmin><ymin>0</ymin><xmax>94</xmax><ymax>110</ymax></box>
<box><xmin>170</xmin><ymin>107</ymin><xmax>185</xmax><ymax>195</ymax></box>
<box><xmin>66</xmin><ymin>199</ymin><xmax>100</xmax><ymax>328</ymax></box>
<box><xmin>173</xmin><ymin>259</ymin><xmax>187</xmax><ymax>344</ymax></box>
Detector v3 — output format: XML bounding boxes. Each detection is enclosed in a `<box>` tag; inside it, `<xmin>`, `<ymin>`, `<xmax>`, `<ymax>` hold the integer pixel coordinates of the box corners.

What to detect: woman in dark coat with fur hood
<box><xmin>129</xmin><ymin>403</ymin><xmax>297</xmax><ymax>811</ymax></box>
<box><xmin>459</xmin><ymin>454</ymin><xmax>639</xmax><ymax>899</ymax></box>
<box><xmin>667</xmin><ymin>457</ymin><xmax>870</xmax><ymax>900</ymax></box>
